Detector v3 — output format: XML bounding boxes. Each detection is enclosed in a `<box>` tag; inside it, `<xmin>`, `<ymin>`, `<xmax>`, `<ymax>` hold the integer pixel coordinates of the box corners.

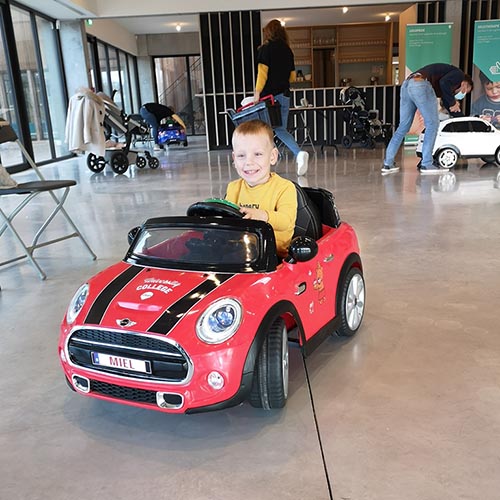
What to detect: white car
<box><xmin>416</xmin><ymin>116</ymin><xmax>500</xmax><ymax>168</ymax></box>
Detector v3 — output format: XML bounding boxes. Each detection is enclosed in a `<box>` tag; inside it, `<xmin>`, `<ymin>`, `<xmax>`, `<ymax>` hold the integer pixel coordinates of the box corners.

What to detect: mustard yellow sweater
<box><xmin>226</xmin><ymin>173</ymin><xmax>297</xmax><ymax>257</ymax></box>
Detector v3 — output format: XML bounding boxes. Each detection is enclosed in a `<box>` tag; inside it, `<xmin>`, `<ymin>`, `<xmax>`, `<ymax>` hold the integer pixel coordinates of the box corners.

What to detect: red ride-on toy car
<box><xmin>59</xmin><ymin>186</ymin><xmax>365</xmax><ymax>413</ymax></box>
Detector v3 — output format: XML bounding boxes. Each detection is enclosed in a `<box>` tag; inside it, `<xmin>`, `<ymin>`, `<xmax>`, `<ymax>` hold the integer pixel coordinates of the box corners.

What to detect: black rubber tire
<box><xmin>341</xmin><ymin>135</ymin><xmax>353</xmax><ymax>149</ymax></box>
<box><xmin>183</xmin><ymin>140</ymin><xmax>188</xmax><ymax>147</ymax></box>
<box><xmin>110</xmin><ymin>152</ymin><xmax>129</xmax><ymax>174</ymax></box>
<box><xmin>148</xmin><ymin>157</ymin><xmax>160</xmax><ymax>169</ymax></box>
<box><xmin>334</xmin><ymin>267</ymin><xmax>365</xmax><ymax>337</ymax></box>
<box><xmin>135</xmin><ymin>156</ymin><xmax>147</xmax><ymax>169</ymax></box>
<box><xmin>495</xmin><ymin>147</ymin><xmax>500</xmax><ymax>166</ymax></box>
<box><xmin>87</xmin><ymin>153</ymin><xmax>106</xmax><ymax>173</ymax></box>
<box><xmin>249</xmin><ymin>317</ymin><xmax>288</xmax><ymax>410</ymax></box>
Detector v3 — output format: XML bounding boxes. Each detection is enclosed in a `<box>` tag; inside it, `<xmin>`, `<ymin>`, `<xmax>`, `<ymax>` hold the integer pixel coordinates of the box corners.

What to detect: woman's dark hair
<box><xmin>462</xmin><ymin>73</ymin><xmax>474</xmax><ymax>90</ymax></box>
<box><xmin>263</xmin><ymin>19</ymin><xmax>289</xmax><ymax>45</ymax></box>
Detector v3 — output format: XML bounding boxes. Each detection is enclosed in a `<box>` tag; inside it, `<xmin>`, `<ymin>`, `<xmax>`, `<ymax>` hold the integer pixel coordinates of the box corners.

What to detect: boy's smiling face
<box><xmin>232</xmin><ymin>131</ymin><xmax>278</xmax><ymax>187</ymax></box>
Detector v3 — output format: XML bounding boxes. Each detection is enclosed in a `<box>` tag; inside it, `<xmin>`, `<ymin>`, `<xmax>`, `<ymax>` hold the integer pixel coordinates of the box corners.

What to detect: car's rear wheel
<box><xmin>436</xmin><ymin>148</ymin><xmax>458</xmax><ymax>169</ymax></box>
<box><xmin>481</xmin><ymin>156</ymin><xmax>495</xmax><ymax>164</ymax></box>
<box><xmin>334</xmin><ymin>267</ymin><xmax>365</xmax><ymax>337</ymax></box>
<box><xmin>495</xmin><ymin>147</ymin><xmax>500</xmax><ymax>166</ymax></box>
<box><xmin>249</xmin><ymin>317</ymin><xmax>288</xmax><ymax>410</ymax></box>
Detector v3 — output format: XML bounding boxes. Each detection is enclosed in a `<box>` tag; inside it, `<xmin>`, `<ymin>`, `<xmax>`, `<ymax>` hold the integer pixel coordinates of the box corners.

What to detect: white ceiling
<box><xmin>113</xmin><ymin>4</ymin><xmax>412</xmax><ymax>35</ymax></box>
<box><xmin>16</xmin><ymin>1</ymin><xmax>412</xmax><ymax>35</ymax></box>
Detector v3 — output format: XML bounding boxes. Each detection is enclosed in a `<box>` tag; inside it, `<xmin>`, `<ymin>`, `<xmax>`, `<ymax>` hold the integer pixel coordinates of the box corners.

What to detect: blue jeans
<box><xmin>140</xmin><ymin>106</ymin><xmax>159</xmax><ymax>144</ymax></box>
<box><xmin>273</xmin><ymin>93</ymin><xmax>301</xmax><ymax>157</ymax></box>
<box><xmin>384</xmin><ymin>78</ymin><xmax>439</xmax><ymax>169</ymax></box>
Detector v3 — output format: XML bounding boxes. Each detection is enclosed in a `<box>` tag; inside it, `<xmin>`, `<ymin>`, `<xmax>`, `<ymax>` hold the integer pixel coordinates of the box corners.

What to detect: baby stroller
<box><xmin>340</xmin><ymin>86</ymin><xmax>392</xmax><ymax>149</ymax></box>
<box><xmin>86</xmin><ymin>93</ymin><xmax>160</xmax><ymax>174</ymax></box>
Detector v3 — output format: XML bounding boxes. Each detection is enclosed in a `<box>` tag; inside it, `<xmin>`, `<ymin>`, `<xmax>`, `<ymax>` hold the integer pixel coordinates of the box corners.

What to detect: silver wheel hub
<box><xmin>346</xmin><ymin>273</ymin><xmax>365</xmax><ymax>331</ymax></box>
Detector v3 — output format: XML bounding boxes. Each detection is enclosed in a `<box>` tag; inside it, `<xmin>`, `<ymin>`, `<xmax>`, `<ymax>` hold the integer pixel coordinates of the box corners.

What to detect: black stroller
<box><xmin>340</xmin><ymin>86</ymin><xmax>392</xmax><ymax>149</ymax></box>
<box><xmin>86</xmin><ymin>93</ymin><xmax>160</xmax><ymax>174</ymax></box>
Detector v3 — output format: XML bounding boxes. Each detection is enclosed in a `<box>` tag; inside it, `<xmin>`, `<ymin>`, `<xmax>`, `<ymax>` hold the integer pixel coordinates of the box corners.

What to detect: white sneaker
<box><xmin>296</xmin><ymin>151</ymin><xmax>309</xmax><ymax>176</ymax></box>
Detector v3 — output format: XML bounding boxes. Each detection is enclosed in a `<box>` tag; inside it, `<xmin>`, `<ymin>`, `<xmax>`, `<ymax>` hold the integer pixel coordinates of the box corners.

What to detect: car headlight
<box><xmin>196</xmin><ymin>298</ymin><xmax>242</xmax><ymax>344</ymax></box>
<box><xmin>66</xmin><ymin>283</ymin><xmax>89</xmax><ymax>324</ymax></box>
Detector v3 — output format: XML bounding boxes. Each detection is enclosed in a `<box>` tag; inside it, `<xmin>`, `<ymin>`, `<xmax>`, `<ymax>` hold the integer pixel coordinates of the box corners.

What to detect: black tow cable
<box><xmin>302</xmin><ymin>353</ymin><xmax>334</xmax><ymax>500</ymax></box>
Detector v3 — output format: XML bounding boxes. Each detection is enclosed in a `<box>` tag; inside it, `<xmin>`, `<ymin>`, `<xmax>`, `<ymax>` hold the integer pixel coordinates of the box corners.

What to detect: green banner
<box><xmin>472</xmin><ymin>20</ymin><xmax>500</xmax><ymax>129</ymax></box>
<box><xmin>404</xmin><ymin>23</ymin><xmax>453</xmax><ymax>143</ymax></box>
<box><xmin>406</xmin><ymin>23</ymin><xmax>453</xmax><ymax>75</ymax></box>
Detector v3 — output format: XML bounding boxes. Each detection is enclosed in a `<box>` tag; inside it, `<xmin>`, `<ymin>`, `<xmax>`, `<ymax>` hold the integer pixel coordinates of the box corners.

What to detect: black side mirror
<box><xmin>128</xmin><ymin>226</ymin><xmax>140</xmax><ymax>246</ymax></box>
<box><xmin>287</xmin><ymin>236</ymin><xmax>318</xmax><ymax>263</ymax></box>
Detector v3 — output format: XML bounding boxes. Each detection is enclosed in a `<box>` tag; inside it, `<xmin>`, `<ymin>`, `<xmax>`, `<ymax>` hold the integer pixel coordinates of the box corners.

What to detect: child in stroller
<box><xmin>340</xmin><ymin>86</ymin><xmax>392</xmax><ymax>149</ymax></box>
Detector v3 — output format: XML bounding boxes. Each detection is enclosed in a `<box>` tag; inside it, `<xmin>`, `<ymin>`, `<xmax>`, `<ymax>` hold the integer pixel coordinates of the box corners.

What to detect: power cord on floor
<box><xmin>302</xmin><ymin>353</ymin><xmax>334</xmax><ymax>500</ymax></box>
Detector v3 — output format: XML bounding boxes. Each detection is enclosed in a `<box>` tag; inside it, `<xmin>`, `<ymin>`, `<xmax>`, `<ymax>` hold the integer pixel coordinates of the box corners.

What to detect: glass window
<box><xmin>119</xmin><ymin>51</ymin><xmax>131</xmax><ymax>114</ymax></box>
<box><xmin>11</xmin><ymin>6</ymin><xmax>52</xmax><ymax>162</ymax></box>
<box><xmin>98</xmin><ymin>42</ymin><xmax>110</xmax><ymax>96</ymax></box>
<box><xmin>108</xmin><ymin>47</ymin><xmax>122</xmax><ymax>108</ymax></box>
<box><xmin>0</xmin><ymin>14</ymin><xmax>22</xmax><ymax>166</ymax></box>
<box><xmin>36</xmin><ymin>16</ymin><xmax>69</xmax><ymax>157</ymax></box>
<box><xmin>470</xmin><ymin>119</ymin><xmax>491</xmax><ymax>132</ymax></box>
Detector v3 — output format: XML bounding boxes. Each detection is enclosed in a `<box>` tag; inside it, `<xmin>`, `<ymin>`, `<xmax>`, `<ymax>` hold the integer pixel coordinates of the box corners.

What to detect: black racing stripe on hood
<box><xmin>147</xmin><ymin>273</ymin><xmax>234</xmax><ymax>335</ymax></box>
<box><xmin>84</xmin><ymin>266</ymin><xmax>144</xmax><ymax>325</ymax></box>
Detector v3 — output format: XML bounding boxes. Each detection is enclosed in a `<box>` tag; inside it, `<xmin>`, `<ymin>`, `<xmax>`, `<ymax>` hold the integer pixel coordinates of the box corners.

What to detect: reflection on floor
<box><xmin>1</xmin><ymin>137</ymin><xmax>500</xmax><ymax>500</ymax></box>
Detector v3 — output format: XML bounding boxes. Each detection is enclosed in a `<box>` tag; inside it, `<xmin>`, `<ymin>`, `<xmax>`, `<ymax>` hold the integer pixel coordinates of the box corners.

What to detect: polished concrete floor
<box><xmin>1</xmin><ymin>137</ymin><xmax>500</xmax><ymax>500</ymax></box>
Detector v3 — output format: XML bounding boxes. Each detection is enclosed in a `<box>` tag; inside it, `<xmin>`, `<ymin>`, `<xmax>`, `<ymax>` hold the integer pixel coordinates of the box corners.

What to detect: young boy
<box><xmin>471</xmin><ymin>71</ymin><xmax>500</xmax><ymax>130</ymax></box>
<box><xmin>226</xmin><ymin>120</ymin><xmax>297</xmax><ymax>258</ymax></box>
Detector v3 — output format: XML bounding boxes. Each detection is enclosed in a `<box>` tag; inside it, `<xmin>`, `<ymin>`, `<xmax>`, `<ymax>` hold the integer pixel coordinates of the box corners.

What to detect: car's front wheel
<box><xmin>249</xmin><ymin>317</ymin><xmax>288</xmax><ymax>410</ymax></box>
<box><xmin>436</xmin><ymin>148</ymin><xmax>459</xmax><ymax>169</ymax></box>
<box><xmin>334</xmin><ymin>267</ymin><xmax>365</xmax><ymax>337</ymax></box>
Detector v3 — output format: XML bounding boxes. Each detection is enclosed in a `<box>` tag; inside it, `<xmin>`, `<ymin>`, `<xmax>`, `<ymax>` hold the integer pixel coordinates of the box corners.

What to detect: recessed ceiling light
<box><xmin>342</xmin><ymin>7</ymin><xmax>349</xmax><ymax>14</ymax></box>
<box><xmin>385</xmin><ymin>15</ymin><xmax>391</xmax><ymax>22</ymax></box>
<box><xmin>280</xmin><ymin>19</ymin><xmax>286</xmax><ymax>26</ymax></box>
<box><xmin>176</xmin><ymin>24</ymin><xmax>181</xmax><ymax>32</ymax></box>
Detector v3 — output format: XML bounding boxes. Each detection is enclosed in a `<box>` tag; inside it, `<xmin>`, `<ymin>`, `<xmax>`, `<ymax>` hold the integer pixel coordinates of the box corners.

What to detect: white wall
<box><xmin>86</xmin><ymin>19</ymin><xmax>138</xmax><ymax>54</ymax></box>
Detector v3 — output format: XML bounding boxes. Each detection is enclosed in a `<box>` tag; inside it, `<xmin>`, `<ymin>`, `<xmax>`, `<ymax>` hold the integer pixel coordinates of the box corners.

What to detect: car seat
<box><xmin>293</xmin><ymin>183</ymin><xmax>323</xmax><ymax>240</ymax></box>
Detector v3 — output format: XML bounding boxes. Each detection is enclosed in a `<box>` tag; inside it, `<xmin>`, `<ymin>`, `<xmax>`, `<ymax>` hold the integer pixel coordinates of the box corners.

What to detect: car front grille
<box><xmin>67</xmin><ymin>328</ymin><xmax>190</xmax><ymax>383</ymax></box>
<box><xmin>91</xmin><ymin>380</ymin><xmax>157</xmax><ymax>405</ymax></box>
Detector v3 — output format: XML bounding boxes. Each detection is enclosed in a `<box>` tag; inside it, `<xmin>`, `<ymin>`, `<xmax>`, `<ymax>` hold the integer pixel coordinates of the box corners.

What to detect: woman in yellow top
<box><xmin>253</xmin><ymin>19</ymin><xmax>309</xmax><ymax>176</ymax></box>
<box><xmin>226</xmin><ymin>120</ymin><xmax>297</xmax><ymax>258</ymax></box>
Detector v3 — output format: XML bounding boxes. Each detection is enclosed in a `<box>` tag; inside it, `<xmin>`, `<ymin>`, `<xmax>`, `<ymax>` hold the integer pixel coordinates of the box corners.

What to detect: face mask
<box><xmin>454</xmin><ymin>91</ymin><xmax>466</xmax><ymax>100</ymax></box>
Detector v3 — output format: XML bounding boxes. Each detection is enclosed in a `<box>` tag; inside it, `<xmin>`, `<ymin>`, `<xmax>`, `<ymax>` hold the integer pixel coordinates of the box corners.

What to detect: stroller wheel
<box><xmin>110</xmin><ymin>151</ymin><xmax>129</xmax><ymax>174</ymax></box>
<box><xmin>341</xmin><ymin>135</ymin><xmax>353</xmax><ymax>149</ymax></box>
<box><xmin>183</xmin><ymin>140</ymin><xmax>188</xmax><ymax>147</ymax></box>
<box><xmin>87</xmin><ymin>153</ymin><xmax>106</xmax><ymax>173</ymax></box>
<box><xmin>148</xmin><ymin>156</ymin><xmax>160</xmax><ymax>169</ymax></box>
<box><xmin>361</xmin><ymin>137</ymin><xmax>375</xmax><ymax>149</ymax></box>
<box><xmin>136</xmin><ymin>155</ymin><xmax>147</xmax><ymax>169</ymax></box>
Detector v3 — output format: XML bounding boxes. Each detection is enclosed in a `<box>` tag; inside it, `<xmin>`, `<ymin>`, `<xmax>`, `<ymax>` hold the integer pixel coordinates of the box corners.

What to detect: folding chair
<box><xmin>0</xmin><ymin>119</ymin><xmax>96</xmax><ymax>280</ymax></box>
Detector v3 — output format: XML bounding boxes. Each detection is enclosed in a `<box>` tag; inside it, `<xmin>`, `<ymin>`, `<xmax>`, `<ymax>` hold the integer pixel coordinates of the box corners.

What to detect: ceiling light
<box><xmin>280</xmin><ymin>19</ymin><xmax>286</xmax><ymax>26</ymax></box>
<box><xmin>385</xmin><ymin>15</ymin><xmax>391</xmax><ymax>21</ymax></box>
<box><xmin>176</xmin><ymin>24</ymin><xmax>181</xmax><ymax>32</ymax></box>
<box><xmin>342</xmin><ymin>7</ymin><xmax>349</xmax><ymax>14</ymax></box>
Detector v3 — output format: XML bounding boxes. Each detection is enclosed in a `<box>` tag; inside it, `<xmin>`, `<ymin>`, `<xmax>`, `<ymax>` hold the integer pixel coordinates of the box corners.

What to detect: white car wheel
<box><xmin>437</xmin><ymin>148</ymin><xmax>458</xmax><ymax>169</ymax></box>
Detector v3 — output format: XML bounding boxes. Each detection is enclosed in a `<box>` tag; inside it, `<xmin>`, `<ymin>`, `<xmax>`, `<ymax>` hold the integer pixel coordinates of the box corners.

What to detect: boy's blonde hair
<box><xmin>232</xmin><ymin>120</ymin><xmax>275</xmax><ymax>147</ymax></box>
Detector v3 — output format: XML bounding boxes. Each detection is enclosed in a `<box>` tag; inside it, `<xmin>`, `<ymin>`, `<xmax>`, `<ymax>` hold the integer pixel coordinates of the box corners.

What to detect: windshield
<box><xmin>131</xmin><ymin>226</ymin><xmax>260</xmax><ymax>266</ymax></box>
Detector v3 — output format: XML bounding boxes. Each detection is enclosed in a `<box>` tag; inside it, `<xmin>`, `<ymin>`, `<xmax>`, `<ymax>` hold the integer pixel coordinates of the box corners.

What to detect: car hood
<box><xmin>82</xmin><ymin>263</ymin><xmax>235</xmax><ymax>335</ymax></box>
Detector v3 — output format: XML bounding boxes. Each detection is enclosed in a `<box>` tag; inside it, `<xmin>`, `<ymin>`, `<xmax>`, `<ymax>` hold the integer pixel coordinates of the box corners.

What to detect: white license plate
<box><xmin>91</xmin><ymin>352</ymin><xmax>151</xmax><ymax>374</ymax></box>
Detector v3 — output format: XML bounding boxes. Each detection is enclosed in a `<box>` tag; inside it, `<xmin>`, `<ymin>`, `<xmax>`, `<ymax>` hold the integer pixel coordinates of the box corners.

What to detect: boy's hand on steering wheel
<box><xmin>239</xmin><ymin>207</ymin><xmax>268</xmax><ymax>222</ymax></box>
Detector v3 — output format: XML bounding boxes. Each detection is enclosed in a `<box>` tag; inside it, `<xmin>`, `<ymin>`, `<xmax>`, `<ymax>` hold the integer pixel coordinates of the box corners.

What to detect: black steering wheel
<box><xmin>187</xmin><ymin>199</ymin><xmax>243</xmax><ymax>218</ymax></box>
